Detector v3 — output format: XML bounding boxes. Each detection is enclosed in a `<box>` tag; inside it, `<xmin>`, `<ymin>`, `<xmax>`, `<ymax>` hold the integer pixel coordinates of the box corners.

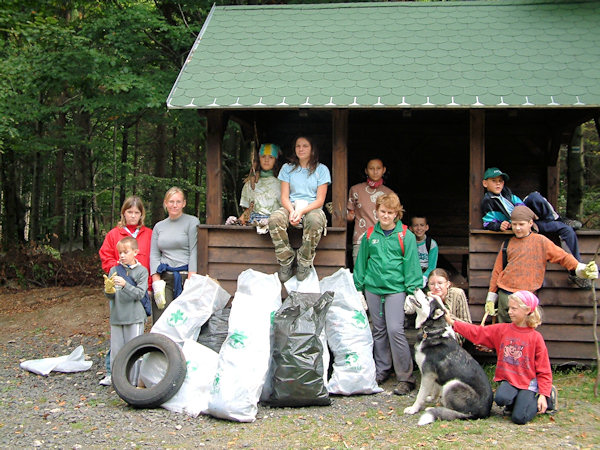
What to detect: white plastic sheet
<box><xmin>151</xmin><ymin>274</ymin><xmax>231</xmax><ymax>343</ymax></box>
<box><xmin>320</xmin><ymin>268</ymin><xmax>382</xmax><ymax>395</ymax></box>
<box><xmin>20</xmin><ymin>345</ymin><xmax>92</xmax><ymax>376</ymax></box>
<box><xmin>207</xmin><ymin>269</ymin><xmax>282</xmax><ymax>422</ymax></box>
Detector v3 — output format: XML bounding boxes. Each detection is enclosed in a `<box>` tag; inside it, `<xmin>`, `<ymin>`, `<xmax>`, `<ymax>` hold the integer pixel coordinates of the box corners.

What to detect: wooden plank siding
<box><xmin>469</xmin><ymin>229</ymin><xmax>600</xmax><ymax>364</ymax></box>
<box><xmin>197</xmin><ymin>225</ymin><xmax>346</xmax><ymax>295</ymax></box>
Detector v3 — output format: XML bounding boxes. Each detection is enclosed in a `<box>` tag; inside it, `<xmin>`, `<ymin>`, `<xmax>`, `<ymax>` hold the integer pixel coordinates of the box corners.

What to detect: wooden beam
<box><xmin>469</xmin><ymin>109</ymin><xmax>485</xmax><ymax>230</ymax></box>
<box><xmin>331</xmin><ymin>109</ymin><xmax>348</xmax><ymax>227</ymax></box>
<box><xmin>206</xmin><ymin>110</ymin><xmax>224</xmax><ymax>225</ymax></box>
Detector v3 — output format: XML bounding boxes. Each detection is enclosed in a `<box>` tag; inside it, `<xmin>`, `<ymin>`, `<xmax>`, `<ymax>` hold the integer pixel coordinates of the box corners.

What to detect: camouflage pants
<box><xmin>268</xmin><ymin>207</ymin><xmax>326</xmax><ymax>267</ymax></box>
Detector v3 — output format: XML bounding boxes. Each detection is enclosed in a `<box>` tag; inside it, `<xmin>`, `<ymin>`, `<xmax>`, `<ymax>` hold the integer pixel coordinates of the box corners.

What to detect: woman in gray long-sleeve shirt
<box><xmin>150</xmin><ymin>187</ymin><xmax>200</xmax><ymax>321</ymax></box>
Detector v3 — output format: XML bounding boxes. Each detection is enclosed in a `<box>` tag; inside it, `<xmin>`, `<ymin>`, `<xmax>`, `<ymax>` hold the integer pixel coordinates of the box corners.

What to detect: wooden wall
<box><xmin>197</xmin><ymin>225</ymin><xmax>346</xmax><ymax>295</ymax></box>
<box><xmin>469</xmin><ymin>229</ymin><xmax>600</xmax><ymax>364</ymax></box>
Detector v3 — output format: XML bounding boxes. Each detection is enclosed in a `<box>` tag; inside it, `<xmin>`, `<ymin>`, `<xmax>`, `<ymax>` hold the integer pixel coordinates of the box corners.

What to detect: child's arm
<box><xmin>543</xmin><ymin>237</ymin><xmax>580</xmax><ymax>271</ymax></box>
<box><xmin>423</xmin><ymin>240</ymin><xmax>438</xmax><ymax>279</ymax></box>
<box><xmin>346</xmin><ymin>188</ymin><xmax>356</xmax><ymax>222</ymax></box>
<box><xmin>118</xmin><ymin>268</ymin><xmax>148</xmax><ymax>302</ymax></box>
<box><xmin>353</xmin><ymin>234</ymin><xmax>369</xmax><ymax>292</ymax></box>
<box><xmin>449</xmin><ymin>318</ymin><xmax>499</xmax><ymax>349</ymax></box>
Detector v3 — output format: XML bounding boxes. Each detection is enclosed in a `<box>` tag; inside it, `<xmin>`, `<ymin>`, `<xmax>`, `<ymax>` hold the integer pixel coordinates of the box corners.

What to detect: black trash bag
<box><xmin>267</xmin><ymin>291</ymin><xmax>334</xmax><ymax>407</ymax></box>
<box><xmin>196</xmin><ymin>307</ymin><xmax>231</xmax><ymax>353</ymax></box>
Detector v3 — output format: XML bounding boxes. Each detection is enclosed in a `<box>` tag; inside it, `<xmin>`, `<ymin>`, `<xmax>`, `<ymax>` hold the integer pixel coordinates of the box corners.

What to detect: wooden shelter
<box><xmin>167</xmin><ymin>1</ymin><xmax>600</xmax><ymax>364</ymax></box>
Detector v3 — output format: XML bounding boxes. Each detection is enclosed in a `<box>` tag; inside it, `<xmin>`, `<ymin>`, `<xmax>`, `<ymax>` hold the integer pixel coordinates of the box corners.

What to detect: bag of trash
<box><xmin>197</xmin><ymin>307</ymin><xmax>231</xmax><ymax>353</ymax></box>
<box><xmin>207</xmin><ymin>270</ymin><xmax>282</xmax><ymax>422</ymax></box>
<box><xmin>268</xmin><ymin>291</ymin><xmax>334</xmax><ymax>407</ymax></box>
<box><xmin>320</xmin><ymin>268</ymin><xmax>381</xmax><ymax>395</ymax></box>
<box><xmin>151</xmin><ymin>274</ymin><xmax>231</xmax><ymax>343</ymax></box>
<box><xmin>20</xmin><ymin>345</ymin><xmax>92</xmax><ymax>376</ymax></box>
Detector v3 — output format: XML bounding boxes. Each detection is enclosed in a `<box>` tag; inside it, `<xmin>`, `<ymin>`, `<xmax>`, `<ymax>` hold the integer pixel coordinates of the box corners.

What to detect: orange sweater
<box><xmin>489</xmin><ymin>232</ymin><xmax>578</xmax><ymax>293</ymax></box>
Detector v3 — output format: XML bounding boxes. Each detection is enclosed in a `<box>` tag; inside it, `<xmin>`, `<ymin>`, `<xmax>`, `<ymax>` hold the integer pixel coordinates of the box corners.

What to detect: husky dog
<box><xmin>403</xmin><ymin>290</ymin><xmax>492</xmax><ymax>425</ymax></box>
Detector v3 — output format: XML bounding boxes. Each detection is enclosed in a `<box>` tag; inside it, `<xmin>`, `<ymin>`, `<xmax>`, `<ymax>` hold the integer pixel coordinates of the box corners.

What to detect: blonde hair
<box><xmin>117</xmin><ymin>196</ymin><xmax>146</xmax><ymax>228</ymax></box>
<box><xmin>375</xmin><ymin>193</ymin><xmax>404</xmax><ymax>222</ymax></box>
<box><xmin>508</xmin><ymin>293</ymin><xmax>542</xmax><ymax>328</ymax></box>
<box><xmin>117</xmin><ymin>236</ymin><xmax>138</xmax><ymax>251</ymax></box>
<box><xmin>163</xmin><ymin>187</ymin><xmax>186</xmax><ymax>212</ymax></box>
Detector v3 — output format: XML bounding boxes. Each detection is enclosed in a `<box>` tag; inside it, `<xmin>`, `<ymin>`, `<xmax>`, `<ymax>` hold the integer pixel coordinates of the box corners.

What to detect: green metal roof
<box><xmin>166</xmin><ymin>0</ymin><xmax>600</xmax><ymax>110</ymax></box>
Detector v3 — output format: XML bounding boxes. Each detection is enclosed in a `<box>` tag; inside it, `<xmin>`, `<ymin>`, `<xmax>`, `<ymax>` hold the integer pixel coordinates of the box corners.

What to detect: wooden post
<box><xmin>469</xmin><ymin>109</ymin><xmax>485</xmax><ymax>230</ymax></box>
<box><xmin>332</xmin><ymin>110</ymin><xmax>348</xmax><ymax>228</ymax></box>
<box><xmin>206</xmin><ymin>111</ymin><xmax>224</xmax><ymax>225</ymax></box>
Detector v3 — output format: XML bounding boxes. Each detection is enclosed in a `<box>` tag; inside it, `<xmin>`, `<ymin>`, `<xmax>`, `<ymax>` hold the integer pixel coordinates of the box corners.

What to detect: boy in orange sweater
<box><xmin>485</xmin><ymin>206</ymin><xmax>597</xmax><ymax>323</ymax></box>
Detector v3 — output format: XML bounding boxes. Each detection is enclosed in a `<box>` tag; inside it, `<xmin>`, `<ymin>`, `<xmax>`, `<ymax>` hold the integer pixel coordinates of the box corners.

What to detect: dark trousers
<box><xmin>524</xmin><ymin>191</ymin><xmax>580</xmax><ymax>261</ymax></box>
<box><xmin>495</xmin><ymin>381</ymin><xmax>553</xmax><ymax>425</ymax></box>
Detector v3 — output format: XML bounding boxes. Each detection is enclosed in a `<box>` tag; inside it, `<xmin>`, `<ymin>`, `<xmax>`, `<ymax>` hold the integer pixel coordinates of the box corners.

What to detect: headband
<box><xmin>259</xmin><ymin>143</ymin><xmax>280</xmax><ymax>158</ymax></box>
<box><xmin>514</xmin><ymin>290</ymin><xmax>539</xmax><ymax>313</ymax></box>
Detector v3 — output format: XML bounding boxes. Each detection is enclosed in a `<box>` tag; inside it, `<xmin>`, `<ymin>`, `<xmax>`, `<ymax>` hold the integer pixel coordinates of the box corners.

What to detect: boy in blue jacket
<box><xmin>353</xmin><ymin>193</ymin><xmax>422</xmax><ymax>395</ymax></box>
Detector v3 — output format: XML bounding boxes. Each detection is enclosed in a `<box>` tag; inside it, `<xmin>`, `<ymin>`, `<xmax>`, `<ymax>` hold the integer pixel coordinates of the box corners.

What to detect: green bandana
<box><xmin>260</xmin><ymin>170</ymin><xmax>274</xmax><ymax>178</ymax></box>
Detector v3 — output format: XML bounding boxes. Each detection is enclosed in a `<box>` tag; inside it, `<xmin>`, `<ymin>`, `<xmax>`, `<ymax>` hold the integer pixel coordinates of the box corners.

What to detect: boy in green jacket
<box><xmin>353</xmin><ymin>193</ymin><xmax>423</xmax><ymax>395</ymax></box>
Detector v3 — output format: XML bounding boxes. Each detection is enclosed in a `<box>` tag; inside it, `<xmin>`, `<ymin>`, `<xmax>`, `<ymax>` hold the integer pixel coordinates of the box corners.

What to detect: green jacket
<box><xmin>353</xmin><ymin>221</ymin><xmax>422</xmax><ymax>296</ymax></box>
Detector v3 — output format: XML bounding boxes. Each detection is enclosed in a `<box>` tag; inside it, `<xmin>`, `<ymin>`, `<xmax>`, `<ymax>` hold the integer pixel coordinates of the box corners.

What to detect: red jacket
<box><xmin>98</xmin><ymin>225</ymin><xmax>153</xmax><ymax>288</ymax></box>
<box><xmin>453</xmin><ymin>321</ymin><xmax>552</xmax><ymax>397</ymax></box>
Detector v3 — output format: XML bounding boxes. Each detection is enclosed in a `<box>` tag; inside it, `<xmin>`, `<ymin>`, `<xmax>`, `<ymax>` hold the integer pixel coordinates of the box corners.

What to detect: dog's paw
<box><xmin>404</xmin><ymin>405</ymin><xmax>419</xmax><ymax>415</ymax></box>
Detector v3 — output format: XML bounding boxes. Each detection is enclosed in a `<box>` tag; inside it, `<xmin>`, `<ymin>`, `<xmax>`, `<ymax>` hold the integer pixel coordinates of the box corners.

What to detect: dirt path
<box><xmin>0</xmin><ymin>287</ymin><xmax>598</xmax><ymax>448</ymax></box>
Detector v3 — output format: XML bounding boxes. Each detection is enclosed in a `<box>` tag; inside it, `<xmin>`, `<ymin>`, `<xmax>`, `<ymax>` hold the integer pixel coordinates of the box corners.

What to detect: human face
<box><xmin>428</xmin><ymin>275</ymin><xmax>450</xmax><ymax>300</ymax></box>
<box><xmin>123</xmin><ymin>206</ymin><xmax>142</xmax><ymax>226</ymax></box>
<box><xmin>508</xmin><ymin>297</ymin><xmax>528</xmax><ymax>327</ymax></box>
<box><xmin>117</xmin><ymin>244</ymin><xmax>138</xmax><ymax>266</ymax></box>
<box><xmin>165</xmin><ymin>192</ymin><xmax>186</xmax><ymax>219</ymax></box>
<box><xmin>377</xmin><ymin>205</ymin><xmax>398</xmax><ymax>230</ymax></box>
<box><xmin>365</xmin><ymin>159</ymin><xmax>386</xmax><ymax>182</ymax></box>
<box><xmin>259</xmin><ymin>154</ymin><xmax>276</xmax><ymax>171</ymax></box>
<box><xmin>410</xmin><ymin>217</ymin><xmax>429</xmax><ymax>241</ymax></box>
<box><xmin>295</xmin><ymin>137</ymin><xmax>312</xmax><ymax>165</ymax></box>
<box><xmin>482</xmin><ymin>176</ymin><xmax>505</xmax><ymax>195</ymax></box>
<box><xmin>512</xmin><ymin>219</ymin><xmax>533</xmax><ymax>238</ymax></box>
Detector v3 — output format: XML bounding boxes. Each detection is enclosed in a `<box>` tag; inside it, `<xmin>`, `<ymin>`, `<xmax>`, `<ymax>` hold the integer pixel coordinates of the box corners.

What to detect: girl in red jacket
<box><xmin>445</xmin><ymin>290</ymin><xmax>557</xmax><ymax>424</ymax></box>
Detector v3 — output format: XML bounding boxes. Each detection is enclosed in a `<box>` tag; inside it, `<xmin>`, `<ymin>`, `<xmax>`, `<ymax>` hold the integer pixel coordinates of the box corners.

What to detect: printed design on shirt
<box><xmin>501</xmin><ymin>338</ymin><xmax>531</xmax><ymax>369</ymax></box>
<box><xmin>358</xmin><ymin>218</ymin><xmax>366</xmax><ymax>229</ymax></box>
<box><xmin>371</xmin><ymin>238</ymin><xmax>380</xmax><ymax>245</ymax></box>
<box><xmin>167</xmin><ymin>309</ymin><xmax>188</xmax><ymax>327</ymax></box>
<box><xmin>369</xmin><ymin>190</ymin><xmax>386</xmax><ymax>204</ymax></box>
<box><xmin>417</xmin><ymin>242</ymin><xmax>429</xmax><ymax>269</ymax></box>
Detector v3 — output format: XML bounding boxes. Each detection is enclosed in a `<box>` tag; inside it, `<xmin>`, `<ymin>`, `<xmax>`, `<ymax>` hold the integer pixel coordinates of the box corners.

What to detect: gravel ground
<box><xmin>0</xmin><ymin>287</ymin><xmax>598</xmax><ymax>449</ymax></box>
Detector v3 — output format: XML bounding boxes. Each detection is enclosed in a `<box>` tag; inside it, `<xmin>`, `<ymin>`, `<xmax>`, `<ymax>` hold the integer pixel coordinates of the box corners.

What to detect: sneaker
<box><xmin>561</xmin><ymin>218</ymin><xmax>582</xmax><ymax>230</ymax></box>
<box><xmin>393</xmin><ymin>381</ymin><xmax>414</xmax><ymax>396</ymax></box>
<box><xmin>296</xmin><ymin>264</ymin><xmax>312</xmax><ymax>281</ymax></box>
<box><xmin>547</xmin><ymin>385</ymin><xmax>559</xmax><ymax>413</ymax></box>
<box><xmin>278</xmin><ymin>263</ymin><xmax>294</xmax><ymax>282</ymax></box>
<box><xmin>99</xmin><ymin>375</ymin><xmax>112</xmax><ymax>386</ymax></box>
<box><xmin>375</xmin><ymin>371</ymin><xmax>390</xmax><ymax>385</ymax></box>
<box><xmin>568</xmin><ymin>274</ymin><xmax>592</xmax><ymax>289</ymax></box>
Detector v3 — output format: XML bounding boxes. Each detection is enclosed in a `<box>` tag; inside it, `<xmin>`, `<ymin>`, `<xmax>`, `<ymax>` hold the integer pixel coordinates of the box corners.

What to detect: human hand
<box><xmin>537</xmin><ymin>394</ymin><xmax>548</xmax><ymax>414</ymax></box>
<box><xmin>500</xmin><ymin>221</ymin><xmax>511</xmax><ymax>231</ymax></box>
<box><xmin>103</xmin><ymin>274</ymin><xmax>116</xmax><ymax>294</ymax></box>
<box><xmin>112</xmin><ymin>276</ymin><xmax>126</xmax><ymax>288</ymax></box>
<box><xmin>289</xmin><ymin>210</ymin><xmax>302</xmax><ymax>226</ymax></box>
<box><xmin>485</xmin><ymin>292</ymin><xmax>498</xmax><ymax>316</ymax></box>
<box><xmin>152</xmin><ymin>280</ymin><xmax>167</xmax><ymax>309</ymax></box>
<box><xmin>358</xmin><ymin>292</ymin><xmax>368</xmax><ymax>310</ymax></box>
<box><xmin>576</xmin><ymin>261</ymin><xmax>598</xmax><ymax>280</ymax></box>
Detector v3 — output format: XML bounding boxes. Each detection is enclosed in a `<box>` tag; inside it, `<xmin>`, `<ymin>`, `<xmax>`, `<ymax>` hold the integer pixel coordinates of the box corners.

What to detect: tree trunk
<box><xmin>120</xmin><ymin>124</ymin><xmax>129</xmax><ymax>207</ymax></box>
<box><xmin>567</xmin><ymin>126</ymin><xmax>584</xmax><ymax>220</ymax></box>
<box><xmin>51</xmin><ymin>107</ymin><xmax>66</xmax><ymax>251</ymax></box>
<box><xmin>151</xmin><ymin>120</ymin><xmax>168</xmax><ymax>226</ymax></box>
<box><xmin>0</xmin><ymin>149</ymin><xmax>25</xmax><ymax>248</ymax></box>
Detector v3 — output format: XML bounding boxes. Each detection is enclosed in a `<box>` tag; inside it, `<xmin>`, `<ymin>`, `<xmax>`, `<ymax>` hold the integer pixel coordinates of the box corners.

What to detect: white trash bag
<box><xmin>151</xmin><ymin>274</ymin><xmax>231</xmax><ymax>344</ymax></box>
<box><xmin>20</xmin><ymin>345</ymin><xmax>92</xmax><ymax>376</ymax></box>
<box><xmin>320</xmin><ymin>268</ymin><xmax>382</xmax><ymax>395</ymax></box>
<box><xmin>207</xmin><ymin>269</ymin><xmax>281</xmax><ymax>422</ymax></box>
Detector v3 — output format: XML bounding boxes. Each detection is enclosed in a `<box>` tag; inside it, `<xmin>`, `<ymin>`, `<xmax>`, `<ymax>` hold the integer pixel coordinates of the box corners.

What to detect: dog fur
<box><xmin>403</xmin><ymin>291</ymin><xmax>493</xmax><ymax>425</ymax></box>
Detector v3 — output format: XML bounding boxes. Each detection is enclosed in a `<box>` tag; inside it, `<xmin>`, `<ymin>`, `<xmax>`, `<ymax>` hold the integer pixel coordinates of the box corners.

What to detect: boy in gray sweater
<box><xmin>100</xmin><ymin>236</ymin><xmax>148</xmax><ymax>386</ymax></box>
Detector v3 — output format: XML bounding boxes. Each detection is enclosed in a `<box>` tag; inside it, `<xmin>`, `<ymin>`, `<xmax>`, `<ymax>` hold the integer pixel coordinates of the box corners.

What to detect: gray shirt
<box><xmin>150</xmin><ymin>213</ymin><xmax>200</xmax><ymax>274</ymax></box>
<box><xmin>106</xmin><ymin>263</ymin><xmax>148</xmax><ymax>325</ymax></box>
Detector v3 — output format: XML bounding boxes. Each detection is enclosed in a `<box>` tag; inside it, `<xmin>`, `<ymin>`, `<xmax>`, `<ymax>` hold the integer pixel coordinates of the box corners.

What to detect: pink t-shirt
<box><xmin>347</xmin><ymin>182</ymin><xmax>394</xmax><ymax>244</ymax></box>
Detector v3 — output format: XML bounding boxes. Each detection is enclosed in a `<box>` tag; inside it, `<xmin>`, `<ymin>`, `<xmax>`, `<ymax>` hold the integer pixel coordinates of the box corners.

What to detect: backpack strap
<box><xmin>114</xmin><ymin>265</ymin><xmax>152</xmax><ymax>317</ymax></box>
<box><xmin>501</xmin><ymin>238</ymin><xmax>510</xmax><ymax>270</ymax></box>
<box><xmin>425</xmin><ymin>235</ymin><xmax>432</xmax><ymax>253</ymax></box>
<box><xmin>397</xmin><ymin>224</ymin><xmax>408</xmax><ymax>256</ymax></box>
<box><xmin>367</xmin><ymin>224</ymin><xmax>407</xmax><ymax>255</ymax></box>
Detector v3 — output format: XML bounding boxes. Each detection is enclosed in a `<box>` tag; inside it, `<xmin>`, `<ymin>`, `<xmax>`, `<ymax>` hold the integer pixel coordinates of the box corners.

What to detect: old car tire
<box><xmin>112</xmin><ymin>333</ymin><xmax>186</xmax><ymax>408</ymax></box>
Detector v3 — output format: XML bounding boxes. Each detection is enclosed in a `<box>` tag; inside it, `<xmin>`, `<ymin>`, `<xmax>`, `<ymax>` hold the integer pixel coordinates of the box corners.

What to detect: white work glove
<box><xmin>422</xmin><ymin>275</ymin><xmax>428</xmax><ymax>288</ymax></box>
<box><xmin>152</xmin><ymin>280</ymin><xmax>167</xmax><ymax>309</ymax></box>
<box><xmin>485</xmin><ymin>292</ymin><xmax>498</xmax><ymax>316</ymax></box>
<box><xmin>358</xmin><ymin>292</ymin><xmax>368</xmax><ymax>311</ymax></box>
<box><xmin>575</xmin><ymin>261</ymin><xmax>598</xmax><ymax>280</ymax></box>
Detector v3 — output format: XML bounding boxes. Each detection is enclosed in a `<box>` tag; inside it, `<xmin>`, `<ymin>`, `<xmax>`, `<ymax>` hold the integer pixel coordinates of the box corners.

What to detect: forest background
<box><xmin>1</xmin><ymin>0</ymin><xmax>599</xmax><ymax>287</ymax></box>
